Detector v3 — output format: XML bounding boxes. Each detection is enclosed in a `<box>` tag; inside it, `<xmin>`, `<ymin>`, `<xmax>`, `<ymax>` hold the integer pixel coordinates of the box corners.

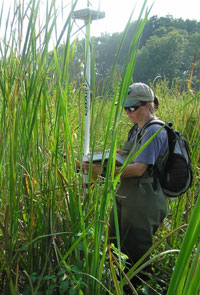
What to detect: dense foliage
<box><xmin>69</xmin><ymin>16</ymin><xmax>200</xmax><ymax>90</ymax></box>
<box><xmin>0</xmin><ymin>1</ymin><xmax>199</xmax><ymax>295</ymax></box>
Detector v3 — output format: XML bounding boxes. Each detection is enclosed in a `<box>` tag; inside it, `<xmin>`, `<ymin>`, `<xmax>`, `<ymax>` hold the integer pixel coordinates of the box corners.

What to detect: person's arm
<box><xmin>82</xmin><ymin>161</ymin><xmax>148</xmax><ymax>179</ymax></box>
<box><xmin>115</xmin><ymin>162</ymin><xmax>148</xmax><ymax>178</ymax></box>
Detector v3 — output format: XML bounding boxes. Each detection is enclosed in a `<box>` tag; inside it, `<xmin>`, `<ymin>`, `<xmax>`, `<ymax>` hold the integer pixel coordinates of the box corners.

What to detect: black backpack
<box><xmin>139</xmin><ymin>119</ymin><xmax>193</xmax><ymax>197</ymax></box>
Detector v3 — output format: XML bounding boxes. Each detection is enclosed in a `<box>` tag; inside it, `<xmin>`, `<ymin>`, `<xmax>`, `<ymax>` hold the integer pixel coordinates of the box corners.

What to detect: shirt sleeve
<box><xmin>134</xmin><ymin>124</ymin><xmax>168</xmax><ymax>165</ymax></box>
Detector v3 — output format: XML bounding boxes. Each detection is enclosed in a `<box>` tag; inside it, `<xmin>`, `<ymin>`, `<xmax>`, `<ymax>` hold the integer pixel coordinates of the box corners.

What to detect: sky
<box><xmin>1</xmin><ymin>0</ymin><xmax>200</xmax><ymax>40</ymax></box>
<box><xmin>81</xmin><ymin>0</ymin><xmax>200</xmax><ymax>37</ymax></box>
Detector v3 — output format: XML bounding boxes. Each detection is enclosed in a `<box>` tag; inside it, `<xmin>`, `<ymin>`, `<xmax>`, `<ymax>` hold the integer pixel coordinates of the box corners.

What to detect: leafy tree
<box><xmin>62</xmin><ymin>16</ymin><xmax>200</xmax><ymax>90</ymax></box>
<box><xmin>133</xmin><ymin>29</ymin><xmax>188</xmax><ymax>84</ymax></box>
<box><xmin>94</xmin><ymin>33</ymin><xmax>120</xmax><ymax>80</ymax></box>
<box><xmin>183</xmin><ymin>32</ymin><xmax>200</xmax><ymax>90</ymax></box>
<box><xmin>139</xmin><ymin>15</ymin><xmax>175</xmax><ymax>48</ymax></box>
<box><xmin>139</xmin><ymin>15</ymin><xmax>200</xmax><ymax>47</ymax></box>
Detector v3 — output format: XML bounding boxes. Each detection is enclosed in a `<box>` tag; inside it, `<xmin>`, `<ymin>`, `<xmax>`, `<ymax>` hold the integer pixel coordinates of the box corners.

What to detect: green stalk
<box><xmin>182</xmin><ymin>244</ymin><xmax>200</xmax><ymax>295</ymax></box>
<box><xmin>0</xmin><ymin>1</ymin><xmax>199</xmax><ymax>294</ymax></box>
<box><xmin>167</xmin><ymin>192</ymin><xmax>200</xmax><ymax>294</ymax></box>
<box><xmin>89</xmin><ymin>4</ymin><xmax>151</xmax><ymax>293</ymax></box>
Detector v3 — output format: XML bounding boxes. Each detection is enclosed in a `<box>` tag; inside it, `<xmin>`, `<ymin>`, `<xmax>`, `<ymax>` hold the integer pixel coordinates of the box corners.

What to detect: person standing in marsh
<box><xmin>82</xmin><ymin>82</ymin><xmax>168</xmax><ymax>285</ymax></box>
<box><xmin>109</xmin><ymin>82</ymin><xmax>168</xmax><ymax>269</ymax></box>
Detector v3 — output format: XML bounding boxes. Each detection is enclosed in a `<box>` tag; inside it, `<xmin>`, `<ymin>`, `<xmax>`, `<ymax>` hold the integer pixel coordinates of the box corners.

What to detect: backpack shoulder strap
<box><xmin>142</xmin><ymin>119</ymin><xmax>174</xmax><ymax>146</ymax></box>
<box><xmin>144</xmin><ymin>119</ymin><xmax>174</xmax><ymax>131</ymax></box>
<box><xmin>144</xmin><ymin>119</ymin><xmax>177</xmax><ymax>156</ymax></box>
<box><xmin>142</xmin><ymin>118</ymin><xmax>166</xmax><ymax>128</ymax></box>
<box><xmin>138</xmin><ymin>118</ymin><xmax>167</xmax><ymax>137</ymax></box>
<box><xmin>142</xmin><ymin>119</ymin><xmax>170</xmax><ymax>190</ymax></box>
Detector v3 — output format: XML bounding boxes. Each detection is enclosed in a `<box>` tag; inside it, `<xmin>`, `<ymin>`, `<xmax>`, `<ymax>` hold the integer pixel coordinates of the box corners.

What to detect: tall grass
<box><xmin>0</xmin><ymin>1</ymin><xmax>199</xmax><ymax>295</ymax></box>
<box><xmin>151</xmin><ymin>81</ymin><xmax>200</xmax><ymax>294</ymax></box>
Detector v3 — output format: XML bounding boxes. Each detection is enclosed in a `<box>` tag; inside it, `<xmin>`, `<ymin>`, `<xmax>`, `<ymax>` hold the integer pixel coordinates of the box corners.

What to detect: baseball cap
<box><xmin>124</xmin><ymin>82</ymin><xmax>154</xmax><ymax>107</ymax></box>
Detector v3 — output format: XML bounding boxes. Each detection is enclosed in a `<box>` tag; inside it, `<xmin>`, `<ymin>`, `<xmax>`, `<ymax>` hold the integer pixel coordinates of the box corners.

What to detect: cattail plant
<box><xmin>0</xmin><ymin>0</ymin><xmax>199</xmax><ymax>295</ymax></box>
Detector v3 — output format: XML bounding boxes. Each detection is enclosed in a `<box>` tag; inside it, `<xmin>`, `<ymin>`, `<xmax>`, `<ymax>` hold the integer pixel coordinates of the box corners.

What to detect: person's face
<box><xmin>124</xmin><ymin>102</ymin><xmax>147</xmax><ymax>123</ymax></box>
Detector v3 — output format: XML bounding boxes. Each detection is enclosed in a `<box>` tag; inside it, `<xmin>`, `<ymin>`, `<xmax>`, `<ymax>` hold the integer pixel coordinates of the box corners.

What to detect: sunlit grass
<box><xmin>0</xmin><ymin>0</ymin><xmax>199</xmax><ymax>294</ymax></box>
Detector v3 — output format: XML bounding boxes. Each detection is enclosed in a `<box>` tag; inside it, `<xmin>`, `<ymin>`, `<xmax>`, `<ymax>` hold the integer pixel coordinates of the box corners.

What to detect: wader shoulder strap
<box><xmin>128</xmin><ymin>124</ymin><xmax>138</xmax><ymax>140</ymax></box>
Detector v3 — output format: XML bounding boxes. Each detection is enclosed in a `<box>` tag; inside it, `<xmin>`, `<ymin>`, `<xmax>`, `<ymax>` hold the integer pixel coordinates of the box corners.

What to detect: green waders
<box><xmin>110</xmin><ymin>138</ymin><xmax>167</xmax><ymax>265</ymax></box>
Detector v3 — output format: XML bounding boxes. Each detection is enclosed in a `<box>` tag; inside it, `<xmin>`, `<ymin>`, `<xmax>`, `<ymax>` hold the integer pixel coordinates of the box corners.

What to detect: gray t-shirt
<box><xmin>130</xmin><ymin>124</ymin><xmax>168</xmax><ymax>165</ymax></box>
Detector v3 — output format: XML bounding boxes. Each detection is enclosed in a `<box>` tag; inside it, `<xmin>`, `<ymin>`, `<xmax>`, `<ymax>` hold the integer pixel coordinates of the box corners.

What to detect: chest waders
<box><xmin>110</xmin><ymin>132</ymin><xmax>167</xmax><ymax>265</ymax></box>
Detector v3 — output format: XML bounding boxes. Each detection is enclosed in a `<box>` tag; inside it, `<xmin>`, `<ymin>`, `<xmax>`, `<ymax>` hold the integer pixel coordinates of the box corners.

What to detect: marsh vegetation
<box><xmin>0</xmin><ymin>1</ymin><xmax>199</xmax><ymax>294</ymax></box>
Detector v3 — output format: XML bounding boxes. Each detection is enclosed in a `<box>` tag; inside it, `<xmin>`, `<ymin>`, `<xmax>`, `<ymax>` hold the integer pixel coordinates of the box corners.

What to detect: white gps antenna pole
<box><xmin>72</xmin><ymin>3</ymin><xmax>105</xmax><ymax>156</ymax></box>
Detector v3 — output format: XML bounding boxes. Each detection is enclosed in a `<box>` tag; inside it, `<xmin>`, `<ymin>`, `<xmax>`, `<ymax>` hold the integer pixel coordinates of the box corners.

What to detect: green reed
<box><xmin>0</xmin><ymin>0</ymin><xmax>199</xmax><ymax>294</ymax></box>
<box><xmin>0</xmin><ymin>0</ymin><xmax>80</xmax><ymax>293</ymax></box>
<box><xmin>152</xmin><ymin>81</ymin><xmax>200</xmax><ymax>294</ymax></box>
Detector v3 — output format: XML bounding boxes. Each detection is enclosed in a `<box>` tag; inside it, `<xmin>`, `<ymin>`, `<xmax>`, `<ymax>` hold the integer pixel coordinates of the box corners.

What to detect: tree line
<box><xmin>58</xmin><ymin>15</ymin><xmax>200</xmax><ymax>92</ymax></box>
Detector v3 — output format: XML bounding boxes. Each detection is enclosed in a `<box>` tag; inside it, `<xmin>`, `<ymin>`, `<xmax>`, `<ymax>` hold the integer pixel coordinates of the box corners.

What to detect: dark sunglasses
<box><xmin>124</xmin><ymin>102</ymin><xmax>147</xmax><ymax>112</ymax></box>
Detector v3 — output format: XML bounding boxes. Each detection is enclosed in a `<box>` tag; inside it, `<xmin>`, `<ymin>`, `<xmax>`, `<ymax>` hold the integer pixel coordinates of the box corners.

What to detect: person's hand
<box><xmin>116</xmin><ymin>149</ymin><xmax>121</xmax><ymax>155</ymax></box>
